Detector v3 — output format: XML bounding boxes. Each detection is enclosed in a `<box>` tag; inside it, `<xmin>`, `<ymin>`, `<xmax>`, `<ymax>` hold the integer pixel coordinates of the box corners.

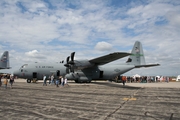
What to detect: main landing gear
<box><xmin>26</xmin><ymin>79</ymin><xmax>37</xmax><ymax>83</ymax></box>
<box><xmin>27</xmin><ymin>79</ymin><xmax>31</xmax><ymax>83</ymax></box>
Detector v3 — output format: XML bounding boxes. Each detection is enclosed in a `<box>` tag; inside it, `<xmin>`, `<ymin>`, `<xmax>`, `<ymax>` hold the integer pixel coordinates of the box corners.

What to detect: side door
<box><xmin>33</xmin><ymin>72</ymin><xmax>37</xmax><ymax>79</ymax></box>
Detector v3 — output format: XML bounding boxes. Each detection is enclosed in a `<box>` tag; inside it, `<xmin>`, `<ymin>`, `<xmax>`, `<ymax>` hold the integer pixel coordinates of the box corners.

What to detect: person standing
<box><xmin>9</xmin><ymin>75</ymin><xmax>15</xmax><ymax>89</ymax></box>
<box><xmin>122</xmin><ymin>76</ymin><xmax>126</xmax><ymax>86</ymax></box>
<box><xmin>43</xmin><ymin>75</ymin><xmax>47</xmax><ymax>86</ymax></box>
<box><xmin>56</xmin><ymin>77</ymin><xmax>60</xmax><ymax>87</ymax></box>
<box><xmin>59</xmin><ymin>76</ymin><xmax>62</xmax><ymax>85</ymax></box>
<box><xmin>4</xmin><ymin>77</ymin><xmax>8</xmax><ymax>89</ymax></box>
<box><xmin>50</xmin><ymin>74</ymin><xmax>54</xmax><ymax>85</ymax></box>
<box><xmin>61</xmin><ymin>76</ymin><xmax>64</xmax><ymax>87</ymax></box>
<box><xmin>64</xmin><ymin>77</ymin><xmax>69</xmax><ymax>87</ymax></box>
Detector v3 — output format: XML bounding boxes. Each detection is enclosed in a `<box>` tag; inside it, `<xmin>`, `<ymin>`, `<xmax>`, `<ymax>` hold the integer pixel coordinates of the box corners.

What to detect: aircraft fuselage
<box><xmin>14</xmin><ymin>62</ymin><xmax>135</xmax><ymax>83</ymax></box>
<box><xmin>14</xmin><ymin>63</ymin><xmax>67</xmax><ymax>81</ymax></box>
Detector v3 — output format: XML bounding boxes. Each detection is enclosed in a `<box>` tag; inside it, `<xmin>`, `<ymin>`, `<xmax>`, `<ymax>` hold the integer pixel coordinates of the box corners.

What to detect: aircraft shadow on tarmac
<box><xmin>91</xmin><ymin>81</ymin><xmax>142</xmax><ymax>89</ymax></box>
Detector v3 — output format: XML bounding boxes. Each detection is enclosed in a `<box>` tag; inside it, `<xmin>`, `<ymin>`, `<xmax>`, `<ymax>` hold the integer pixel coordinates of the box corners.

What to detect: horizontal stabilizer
<box><xmin>135</xmin><ymin>64</ymin><xmax>160</xmax><ymax>68</ymax></box>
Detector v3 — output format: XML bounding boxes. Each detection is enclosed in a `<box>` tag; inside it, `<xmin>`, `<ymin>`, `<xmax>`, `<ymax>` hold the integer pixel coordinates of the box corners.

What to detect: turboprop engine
<box><xmin>65</xmin><ymin>72</ymin><xmax>92</xmax><ymax>83</ymax></box>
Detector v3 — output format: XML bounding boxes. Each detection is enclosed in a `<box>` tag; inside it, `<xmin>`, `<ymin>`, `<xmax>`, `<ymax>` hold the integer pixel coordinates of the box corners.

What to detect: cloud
<box><xmin>95</xmin><ymin>41</ymin><xmax>112</xmax><ymax>51</ymax></box>
<box><xmin>166</xmin><ymin>11</ymin><xmax>180</xmax><ymax>27</ymax></box>
<box><xmin>25</xmin><ymin>50</ymin><xmax>46</xmax><ymax>59</ymax></box>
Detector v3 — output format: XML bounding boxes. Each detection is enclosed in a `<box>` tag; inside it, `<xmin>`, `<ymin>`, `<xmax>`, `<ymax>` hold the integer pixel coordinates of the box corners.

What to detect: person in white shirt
<box><xmin>61</xmin><ymin>76</ymin><xmax>64</xmax><ymax>86</ymax></box>
<box><xmin>50</xmin><ymin>74</ymin><xmax>54</xmax><ymax>85</ymax></box>
<box><xmin>43</xmin><ymin>75</ymin><xmax>47</xmax><ymax>86</ymax></box>
<box><xmin>64</xmin><ymin>77</ymin><xmax>69</xmax><ymax>87</ymax></box>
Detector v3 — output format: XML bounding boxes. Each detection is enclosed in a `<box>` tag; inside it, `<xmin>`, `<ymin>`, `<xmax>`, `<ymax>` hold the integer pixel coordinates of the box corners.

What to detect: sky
<box><xmin>0</xmin><ymin>0</ymin><xmax>180</xmax><ymax>76</ymax></box>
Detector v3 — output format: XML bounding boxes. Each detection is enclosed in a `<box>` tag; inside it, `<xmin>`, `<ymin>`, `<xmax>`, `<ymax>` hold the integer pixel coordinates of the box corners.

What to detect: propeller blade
<box><xmin>66</xmin><ymin>56</ymin><xmax>70</xmax><ymax>63</ymax></box>
<box><xmin>71</xmin><ymin>52</ymin><xmax>75</xmax><ymax>61</ymax></box>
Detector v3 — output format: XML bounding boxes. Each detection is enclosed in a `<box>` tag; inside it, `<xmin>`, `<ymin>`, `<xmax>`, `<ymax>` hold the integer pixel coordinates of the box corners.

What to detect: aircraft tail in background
<box><xmin>126</xmin><ymin>41</ymin><xmax>159</xmax><ymax>68</ymax></box>
<box><xmin>0</xmin><ymin>51</ymin><xmax>10</xmax><ymax>69</ymax></box>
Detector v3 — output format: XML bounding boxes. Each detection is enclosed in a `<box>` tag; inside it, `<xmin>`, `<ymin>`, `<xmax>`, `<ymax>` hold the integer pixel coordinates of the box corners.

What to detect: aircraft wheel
<box><xmin>27</xmin><ymin>79</ymin><xmax>31</xmax><ymax>83</ymax></box>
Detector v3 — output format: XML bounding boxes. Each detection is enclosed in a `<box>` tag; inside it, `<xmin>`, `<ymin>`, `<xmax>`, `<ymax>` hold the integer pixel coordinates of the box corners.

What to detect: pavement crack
<box><xmin>104</xmin><ymin>88</ymin><xmax>141</xmax><ymax>120</ymax></box>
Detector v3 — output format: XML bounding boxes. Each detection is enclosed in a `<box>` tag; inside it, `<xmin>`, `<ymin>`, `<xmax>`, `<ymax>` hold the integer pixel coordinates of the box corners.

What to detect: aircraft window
<box><xmin>21</xmin><ymin>64</ymin><xmax>28</xmax><ymax>68</ymax></box>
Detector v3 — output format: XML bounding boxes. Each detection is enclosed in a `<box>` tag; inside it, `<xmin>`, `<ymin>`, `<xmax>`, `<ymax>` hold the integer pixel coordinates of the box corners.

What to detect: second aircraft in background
<box><xmin>0</xmin><ymin>51</ymin><xmax>10</xmax><ymax>70</ymax></box>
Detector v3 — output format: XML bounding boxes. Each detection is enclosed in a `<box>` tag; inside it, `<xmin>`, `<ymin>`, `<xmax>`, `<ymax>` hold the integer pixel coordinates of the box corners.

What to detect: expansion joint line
<box><xmin>104</xmin><ymin>87</ymin><xmax>141</xmax><ymax>120</ymax></box>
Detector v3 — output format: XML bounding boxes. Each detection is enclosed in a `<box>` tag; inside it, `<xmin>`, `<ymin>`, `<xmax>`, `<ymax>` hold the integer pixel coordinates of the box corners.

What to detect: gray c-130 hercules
<box><xmin>13</xmin><ymin>41</ymin><xmax>160</xmax><ymax>83</ymax></box>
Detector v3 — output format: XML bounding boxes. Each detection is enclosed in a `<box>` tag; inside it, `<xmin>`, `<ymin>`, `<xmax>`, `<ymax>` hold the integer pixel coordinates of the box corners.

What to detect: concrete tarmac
<box><xmin>0</xmin><ymin>79</ymin><xmax>180</xmax><ymax>120</ymax></box>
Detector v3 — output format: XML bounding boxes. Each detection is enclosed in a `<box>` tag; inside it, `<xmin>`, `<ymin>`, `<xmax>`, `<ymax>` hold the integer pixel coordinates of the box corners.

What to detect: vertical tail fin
<box><xmin>0</xmin><ymin>51</ymin><xmax>10</xmax><ymax>69</ymax></box>
<box><xmin>126</xmin><ymin>41</ymin><xmax>146</xmax><ymax>65</ymax></box>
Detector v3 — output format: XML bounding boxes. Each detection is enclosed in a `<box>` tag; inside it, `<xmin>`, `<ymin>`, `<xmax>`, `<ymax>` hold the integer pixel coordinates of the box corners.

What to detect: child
<box><xmin>4</xmin><ymin>77</ymin><xmax>8</xmax><ymax>89</ymax></box>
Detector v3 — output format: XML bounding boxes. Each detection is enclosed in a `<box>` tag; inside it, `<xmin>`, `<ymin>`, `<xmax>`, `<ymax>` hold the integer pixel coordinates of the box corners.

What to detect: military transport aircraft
<box><xmin>13</xmin><ymin>41</ymin><xmax>159</xmax><ymax>83</ymax></box>
<box><xmin>0</xmin><ymin>51</ymin><xmax>10</xmax><ymax>69</ymax></box>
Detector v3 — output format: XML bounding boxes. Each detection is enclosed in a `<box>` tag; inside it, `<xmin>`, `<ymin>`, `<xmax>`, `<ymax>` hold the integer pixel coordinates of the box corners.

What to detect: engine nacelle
<box><xmin>65</xmin><ymin>72</ymin><xmax>92</xmax><ymax>83</ymax></box>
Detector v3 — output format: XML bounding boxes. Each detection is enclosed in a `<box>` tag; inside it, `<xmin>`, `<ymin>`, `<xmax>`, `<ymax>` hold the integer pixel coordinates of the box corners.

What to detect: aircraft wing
<box><xmin>89</xmin><ymin>52</ymin><xmax>131</xmax><ymax>65</ymax></box>
<box><xmin>135</xmin><ymin>64</ymin><xmax>160</xmax><ymax>68</ymax></box>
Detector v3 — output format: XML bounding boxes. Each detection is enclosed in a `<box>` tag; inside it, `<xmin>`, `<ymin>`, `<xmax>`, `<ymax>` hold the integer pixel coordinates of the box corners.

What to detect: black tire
<box><xmin>27</xmin><ymin>79</ymin><xmax>31</xmax><ymax>83</ymax></box>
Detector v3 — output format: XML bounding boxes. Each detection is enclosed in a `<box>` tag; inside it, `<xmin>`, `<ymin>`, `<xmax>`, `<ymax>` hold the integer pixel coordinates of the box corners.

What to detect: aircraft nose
<box><xmin>13</xmin><ymin>70</ymin><xmax>20</xmax><ymax>77</ymax></box>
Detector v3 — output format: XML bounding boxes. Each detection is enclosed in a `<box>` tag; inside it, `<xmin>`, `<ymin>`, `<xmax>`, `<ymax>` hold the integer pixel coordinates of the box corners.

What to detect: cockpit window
<box><xmin>21</xmin><ymin>64</ymin><xmax>28</xmax><ymax>68</ymax></box>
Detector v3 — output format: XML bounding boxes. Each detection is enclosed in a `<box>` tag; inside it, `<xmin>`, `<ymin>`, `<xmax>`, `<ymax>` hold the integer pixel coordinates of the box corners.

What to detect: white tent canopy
<box><xmin>176</xmin><ymin>75</ymin><xmax>180</xmax><ymax>81</ymax></box>
<box><xmin>133</xmin><ymin>74</ymin><xmax>141</xmax><ymax>78</ymax></box>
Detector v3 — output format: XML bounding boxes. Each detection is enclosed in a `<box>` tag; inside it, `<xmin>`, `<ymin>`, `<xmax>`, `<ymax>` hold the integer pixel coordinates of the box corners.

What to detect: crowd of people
<box><xmin>0</xmin><ymin>73</ymin><xmax>69</xmax><ymax>89</ymax></box>
<box><xmin>0</xmin><ymin>73</ymin><xmax>172</xmax><ymax>89</ymax></box>
<box><xmin>119</xmin><ymin>75</ymin><xmax>170</xmax><ymax>84</ymax></box>
<box><xmin>42</xmin><ymin>74</ymin><xmax>69</xmax><ymax>88</ymax></box>
<box><xmin>0</xmin><ymin>74</ymin><xmax>15</xmax><ymax>89</ymax></box>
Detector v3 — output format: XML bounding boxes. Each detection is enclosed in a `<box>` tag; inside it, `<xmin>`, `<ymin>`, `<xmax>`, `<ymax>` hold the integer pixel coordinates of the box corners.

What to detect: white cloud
<box><xmin>95</xmin><ymin>41</ymin><xmax>112</xmax><ymax>51</ymax></box>
<box><xmin>25</xmin><ymin>50</ymin><xmax>46</xmax><ymax>59</ymax></box>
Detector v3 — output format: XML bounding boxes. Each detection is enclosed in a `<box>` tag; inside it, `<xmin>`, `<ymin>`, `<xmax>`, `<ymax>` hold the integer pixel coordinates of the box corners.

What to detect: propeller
<box><xmin>69</xmin><ymin>52</ymin><xmax>75</xmax><ymax>64</ymax></box>
<box><xmin>64</xmin><ymin>52</ymin><xmax>75</xmax><ymax>73</ymax></box>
